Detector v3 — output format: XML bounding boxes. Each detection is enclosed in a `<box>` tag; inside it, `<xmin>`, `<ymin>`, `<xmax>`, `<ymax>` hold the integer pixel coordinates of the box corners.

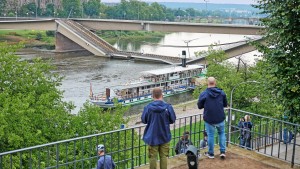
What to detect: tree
<box><xmin>0</xmin><ymin>43</ymin><xmax>131</xmax><ymax>168</ymax></box>
<box><xmin>193</xmin><ymin>47</ymin><xmax>279</xmax><ymax>117</ymax></box>
<box><xmin>254</xmin><ymin>0</ymin><xmax>300</xmax><ymax>124</ymax></box>
<box><xmin>83</xmin><ymin>0</ymin><xmax>101</xmax><ymax>18</ymax></box>
<box><xmin>44</xmin><ymin>3</ymin><xmax>55</xmax><ymax>17</ymax></box>
<box><xmin>19</xmin><ymin>2</ymin><xmax>36</xmax><ymax>17</ymax></box>
<box><xmin>62</xmin><ymin>0</ymin><xmax>82</xmax><ymax>18</ymax></box>
<box><xmin>0</xmin><ymin>0</ymin><xmax>6</xmax><ymax>15</ymax></box>
<box><xmin>0</xmin><ymin>43</ymin><xmax>74</xmax><ymax>152</ymax></box>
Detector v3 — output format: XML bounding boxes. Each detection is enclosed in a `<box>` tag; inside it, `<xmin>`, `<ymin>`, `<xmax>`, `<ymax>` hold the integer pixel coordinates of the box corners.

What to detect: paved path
<box><xmin>257</xmin><ymin>135</ymin><xmax>300</xmax><ymax>166</ymax></box>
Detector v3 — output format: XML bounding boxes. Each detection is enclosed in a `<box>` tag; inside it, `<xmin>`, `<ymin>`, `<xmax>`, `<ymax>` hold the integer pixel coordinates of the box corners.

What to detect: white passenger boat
<box><xmin>89</xmin><ymin>64</ymin><xmax>205</xmax><ymax>108</ymax></box>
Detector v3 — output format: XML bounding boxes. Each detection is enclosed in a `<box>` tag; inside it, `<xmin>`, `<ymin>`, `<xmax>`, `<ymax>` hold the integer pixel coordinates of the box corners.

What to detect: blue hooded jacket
<box><xmin>97</xmin><ymin>155</ymin><xmax>115</xmax><ymax>169</ymax></box>
<box><xmin>197</xmin><ymin>87</ymin><xmax>228</xmax><ymax>124</ymax></box>
<box><xmin>142</xmin><ymin>100</ymin><xmax>176</xmax><ymax>146</ymax></box>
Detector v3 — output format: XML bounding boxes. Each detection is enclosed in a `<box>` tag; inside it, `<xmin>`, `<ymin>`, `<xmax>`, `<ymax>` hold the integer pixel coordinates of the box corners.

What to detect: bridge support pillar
<box><xmin>55</xmin><ymin>32</ymin><xmax>86</xmax><ymax>52</ymax></box>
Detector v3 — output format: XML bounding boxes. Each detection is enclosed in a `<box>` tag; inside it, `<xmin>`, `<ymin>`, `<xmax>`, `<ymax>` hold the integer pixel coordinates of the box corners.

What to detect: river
<box><xmin>18</xmin><ymin>32</ymin><xmax>258</xmax><ymax>114</ymax></box>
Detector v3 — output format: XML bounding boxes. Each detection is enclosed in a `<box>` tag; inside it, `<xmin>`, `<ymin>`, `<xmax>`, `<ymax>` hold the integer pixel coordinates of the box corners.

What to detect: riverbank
<box><xmin>0</xmin><ymin>30</ymin><xmax>167</xmax><ymax>50</ymax></box>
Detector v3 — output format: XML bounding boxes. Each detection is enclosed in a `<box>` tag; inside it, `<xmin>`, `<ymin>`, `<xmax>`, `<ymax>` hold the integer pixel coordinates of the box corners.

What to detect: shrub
<box><xmin>35</xmin><ymin>33</ymin><xmax>42</xmax><ymax>40</ymax></box>
<box><xmin>46</xmin><ymin>31</ymin><xmax>55</xmax><ymax>37</ymax></box>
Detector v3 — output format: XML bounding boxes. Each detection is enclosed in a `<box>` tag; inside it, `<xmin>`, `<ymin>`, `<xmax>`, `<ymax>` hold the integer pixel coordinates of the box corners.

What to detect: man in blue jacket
<box><xmin>197</xmin><ymin>77</ymin><xmax>228</xmax><ymax>159</ymax></box>
<box><xmin>96</xmin><ymin>144</ymin><xmax>116</xmax><ymax>169</ymax></box>
<box><xmin>142</xmin><ymin>87</ymin><xmax>176</xmax><ymax>169</ymax></box>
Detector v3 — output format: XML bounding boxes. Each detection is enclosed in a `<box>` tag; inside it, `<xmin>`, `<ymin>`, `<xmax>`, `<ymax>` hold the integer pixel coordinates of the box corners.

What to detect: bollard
<box><xmin>185</xmin><ymin>145</ymin><xmax>199</xmax><ymax>169</ymax></box>
<box><xmin>120</xmin><ymin>124</ymin><xmax>125</xmax><ymax>129</ymax></box>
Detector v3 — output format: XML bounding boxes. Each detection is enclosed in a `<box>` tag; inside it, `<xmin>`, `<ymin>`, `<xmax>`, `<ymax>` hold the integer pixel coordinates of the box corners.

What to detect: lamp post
<box><xmin>204</xmin><ymin>0</ymin><xmax>209</xmax><ymax>22</ymax></box>
<box><xmin>227</xmin><ymin>81</ymin><xmax>259</xmax><ymax>145</ymax></box>
<box><xmin>183</xmin><ymin>38</ymin><xmax>199</xmax><ymax>58</ymax></box>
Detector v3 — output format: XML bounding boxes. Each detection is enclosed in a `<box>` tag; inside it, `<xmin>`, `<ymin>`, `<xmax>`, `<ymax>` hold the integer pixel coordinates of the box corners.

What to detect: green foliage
<box><xmin>0</xmin><ymin>42</ymin><xmax>128</xmax><ymax>151</ymax></box>
<box><xmin>193</xmin><ymin>47</ymin><xmax>279</xmax><ymax>117</ymax></box>
<box><xmin>35</xmin><ymin>32</ymin><xmax>42</xmax><ymax>40</ymax></box>
<box><xmin>0</xmin><ymin>42</ymin><xmax>74</xmax><ymax>151</ymax></box>
<box><xmin>83</xmin><ymin>0</ymin><xmax>101</xmax><ymax>17</ymax></box>
<box><xmin>44</xmin><ymin>3</ymin><xmax>55</xmax><ymax>17</ymax></box>
<box><xmin>254</xmin><ymin>0</ymin><xmax>300</xmax><ymax>124</ymax></box>
<box><xmin>0</xmin><ymin>0</ymin><xmax>6</xmax><ymax>15</ymax></box>
<box><xmin>19</xmin><ymin>2</ymin><xmax>36</xmax><ymax>17</ymax></box>
<box><xmin>46</xmin><ymin>30</ymin><xmax>55</xmax><ymax>37</ymax></box>
<box><xmin>62</xmin><ymin>0</ymin><xmax>82</xmax><ymax>18</ymax></box>
<box><xmin>0</xmin><ymin>42</ymin><xmax>135</xmax><ymax>168</ymax></box>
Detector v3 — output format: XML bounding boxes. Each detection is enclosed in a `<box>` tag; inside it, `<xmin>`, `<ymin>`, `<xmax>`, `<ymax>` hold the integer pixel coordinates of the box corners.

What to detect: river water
<box><xmin>18</xmin><ymin>32</ymin><xmax>257</xmax><ymax>114</ymax></box>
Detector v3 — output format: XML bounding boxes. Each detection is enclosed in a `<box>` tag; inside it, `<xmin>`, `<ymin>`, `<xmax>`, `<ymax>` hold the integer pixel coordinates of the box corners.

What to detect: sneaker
<box><xmin>220</xmin><ymin>152</ymin><xmax>226</xmax><ymax>159</ymax></box>
<box><xmin>204</xmin><ymin>152</ymin><xmax>214</xmax><ymax>159</ymax></box>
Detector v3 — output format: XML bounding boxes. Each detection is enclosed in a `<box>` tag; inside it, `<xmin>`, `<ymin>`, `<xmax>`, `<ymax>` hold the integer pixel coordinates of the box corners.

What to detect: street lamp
<box><xmin>204</xmin><ymin>0</ymin><xmax>209</xmax><ymax>12</ymax></box>
<box><xmin>204</xmin><ymin>0</ymin><xmax>209</xmax><ymax>22</ymax></box>
<box><xmin>183</xmin><ymin>38</ymin><xmax>199</xmax><ymax>58</ymax></box>
<box><xmin>227</xmin><ymin>81</ymin><xmax>260</xmax><ymax>145</ymax></box>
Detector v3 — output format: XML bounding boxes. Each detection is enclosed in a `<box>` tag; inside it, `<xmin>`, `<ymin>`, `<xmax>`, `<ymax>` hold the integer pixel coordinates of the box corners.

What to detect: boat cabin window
<box><xmin>147</xmin><ymin>85</ymin><xmax>150</xmax><ymax>89</ymax></box>
<box><xmin>156</xmin><ymin>84</ymin><xmax>160</xmax><ymax>87</ymax></box>
<box><xmin>142</xmin><ymin>87</ymin><xmax>144</xmax><ymax>90</ymax></box>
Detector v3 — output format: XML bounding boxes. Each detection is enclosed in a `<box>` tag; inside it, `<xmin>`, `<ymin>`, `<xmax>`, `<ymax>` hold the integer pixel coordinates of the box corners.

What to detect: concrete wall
<box><xmin>55</xmin><ymin>32</ymin><xmax>86</xmax><ymax>52</ymax></box>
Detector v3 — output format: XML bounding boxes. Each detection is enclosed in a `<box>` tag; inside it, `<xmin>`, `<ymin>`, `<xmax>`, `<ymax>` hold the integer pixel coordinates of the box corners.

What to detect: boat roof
<box><xmin>141</xmin><ymin>65</ymin><xmax>204</xmax><ymax>76</ymax></box>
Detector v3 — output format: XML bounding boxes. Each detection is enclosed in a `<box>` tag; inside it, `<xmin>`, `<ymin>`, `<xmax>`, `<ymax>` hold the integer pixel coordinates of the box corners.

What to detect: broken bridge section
<box><xmin>55</xmin><ymin>19</ymin><xmax>118</xmax><ymax>57</ymax></box>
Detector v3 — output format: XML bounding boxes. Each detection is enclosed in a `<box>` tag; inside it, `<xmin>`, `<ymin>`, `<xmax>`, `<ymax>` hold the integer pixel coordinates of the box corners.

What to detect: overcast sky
<box><xmin>102</xmin><ymin>0</ymin><xmax>256</xmax><ymax>5</ymax></box>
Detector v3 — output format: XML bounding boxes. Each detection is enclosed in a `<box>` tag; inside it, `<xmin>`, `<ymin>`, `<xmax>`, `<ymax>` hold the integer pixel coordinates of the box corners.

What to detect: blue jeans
<box><xmin>283</xmin><ymin>128</ymin><xmax>294</xmax><ymax>144</ymax></box>
<box><xmin>205</xmin><ymin>121</ymin><xmax>226</xmax><ymax>155</ymax></box>
<box><xmin>240</xmin><ymin>138</ymin><xmax>251</xmax><ymax>149</ymax></box>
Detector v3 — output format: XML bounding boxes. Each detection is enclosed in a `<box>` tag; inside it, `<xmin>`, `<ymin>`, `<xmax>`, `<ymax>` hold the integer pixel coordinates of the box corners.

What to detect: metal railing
<box><xmin>1</xmin><ymin>108</ymin><xmax>299</xmax><ymax>168</ymax></box>
<box><xmin>227</xmin><ymin>108</ymin><xmax>300</xmax><ymax>168</ymax></box>
<box><xmin>0</xmin><ymin>113</ymin><xmax>206</xmax><ymax>169</ymax></box>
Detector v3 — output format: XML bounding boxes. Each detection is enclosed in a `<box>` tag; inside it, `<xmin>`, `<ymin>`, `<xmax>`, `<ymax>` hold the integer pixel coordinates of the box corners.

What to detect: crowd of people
<box><xmin>94</xmin><ymin>77</ymin><xmax>295</xmax><ymax>169</ymax></box>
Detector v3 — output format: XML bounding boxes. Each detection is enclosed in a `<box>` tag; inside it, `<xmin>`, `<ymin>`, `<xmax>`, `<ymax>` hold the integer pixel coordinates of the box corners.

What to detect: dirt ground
<box><xmin>173</xmin><ymin>151</ymin><xmax>278</xmax><ymax>169</ymax></box>
<box><xmin>128</xmin><ymin>100</ymin><xmax>200</xmax><ymax>127</ymax></box>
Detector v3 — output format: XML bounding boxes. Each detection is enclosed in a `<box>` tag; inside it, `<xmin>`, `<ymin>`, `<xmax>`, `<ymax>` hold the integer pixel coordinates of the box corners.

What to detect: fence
<box><xmin>0</xmin><ymin>113</ymin><xmax>206</xmax><ymax>169</ymax></box>
<box><xmin>0</xmin><ymin>108</ymin><xmax>299</xmax><ymax>168</ymax></box>
<box><xmin>227</xmin><ymin>108</ymin><xmax>300</xmax><ymax>168</ymax></box>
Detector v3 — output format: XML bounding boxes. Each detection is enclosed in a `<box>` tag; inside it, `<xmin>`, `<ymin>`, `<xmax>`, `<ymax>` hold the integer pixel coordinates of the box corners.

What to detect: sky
<box><xmin>102</xmin><ymin>0</ymin><xmax>256</xmax><ymax>5</ymax></box>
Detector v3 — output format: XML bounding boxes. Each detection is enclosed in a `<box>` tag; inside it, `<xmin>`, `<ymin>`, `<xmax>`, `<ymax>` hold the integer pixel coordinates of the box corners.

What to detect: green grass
<box><xmin>0</xmin><ymin>30</ymin><xmax>54</xmax><ymax>44</ymax></box>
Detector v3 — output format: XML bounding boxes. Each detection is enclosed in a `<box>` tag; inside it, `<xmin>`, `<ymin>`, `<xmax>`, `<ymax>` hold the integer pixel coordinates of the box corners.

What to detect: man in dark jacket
<box><xmin>197</xmin><ymin>77</ymin><xmax>228</xmax><ymax>159</ymax></box>
<box><xmin>96</xmin><ymin>144</ymin><xmax>116</xmax><ymax>169</ymax></box>
<box><xmin>175</xmin><ymin>131</ymin><xmax>193</xmax><ymax>154</ymax></box>
<box><xmin>142</xmin><ymin>88</ymin><xmax>176</xmax><ymax>169</ymax></box>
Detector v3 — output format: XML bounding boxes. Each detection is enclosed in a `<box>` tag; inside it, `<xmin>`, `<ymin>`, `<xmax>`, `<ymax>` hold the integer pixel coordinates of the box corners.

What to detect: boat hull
<box><xmin>90</xmin><ymin>88</ymin><xmax>191</xmax><ymax>108</ymax></box>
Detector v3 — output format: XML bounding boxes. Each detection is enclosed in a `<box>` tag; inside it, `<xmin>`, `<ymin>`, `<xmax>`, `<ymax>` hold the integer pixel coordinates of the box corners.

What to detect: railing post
<box><xmin>291</xmin><ymin>126</ymin><xmax>297</xmax><ymax>168</ymax></box>
<box><xmin>56</xmin><ymin>144</ymin><xmax>59</xmax><ymax>169</ymax></box>
<box><xmin>226</xmin><ymin>108</ymin><xmax>231</xmax><ymax>146</ymax></box>
<box><xmin>131</xmin><ymin>128</ymin><xmax>134</xmax><ymax>169</ymax></box>
<box><xmin>0</xmin><ymin>154</ymin><xmax>2</xmax><ymax>169</ymax></box>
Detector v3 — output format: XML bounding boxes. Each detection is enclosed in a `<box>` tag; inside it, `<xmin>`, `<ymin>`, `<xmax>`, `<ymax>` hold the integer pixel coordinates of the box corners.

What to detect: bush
<box><xmin>35</xmin><ymin>33</ymin><xmax>42</xmax><ymax>40</ymax></box>
<box><xmin>46</xmin><ymin>31</ymin><xmax>55</xmax><ymax>37</ymax></box>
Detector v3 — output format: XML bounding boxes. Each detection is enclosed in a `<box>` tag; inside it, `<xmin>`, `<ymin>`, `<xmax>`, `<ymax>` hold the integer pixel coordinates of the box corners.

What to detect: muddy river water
<box><xmin>18</xmin><ymin>32</ymin><xmax>257</xmax><ymax>114</ymax></box>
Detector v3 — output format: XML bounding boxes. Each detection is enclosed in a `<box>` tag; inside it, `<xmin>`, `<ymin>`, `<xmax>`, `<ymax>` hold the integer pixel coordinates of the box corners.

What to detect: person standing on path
<box><xmin>141</xmin><ymin>88</ymin><xmax>177</xmax><ymax>169</ymax></box>
<box><xmin>197</xmin><ymin>77</ymin><xmax>228</xmax><ymax>159</ymax></box>
<box><xmin>241</xmin><ymin>115</ymin><xmax>253</xmax><ymax>150</ymax></box>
